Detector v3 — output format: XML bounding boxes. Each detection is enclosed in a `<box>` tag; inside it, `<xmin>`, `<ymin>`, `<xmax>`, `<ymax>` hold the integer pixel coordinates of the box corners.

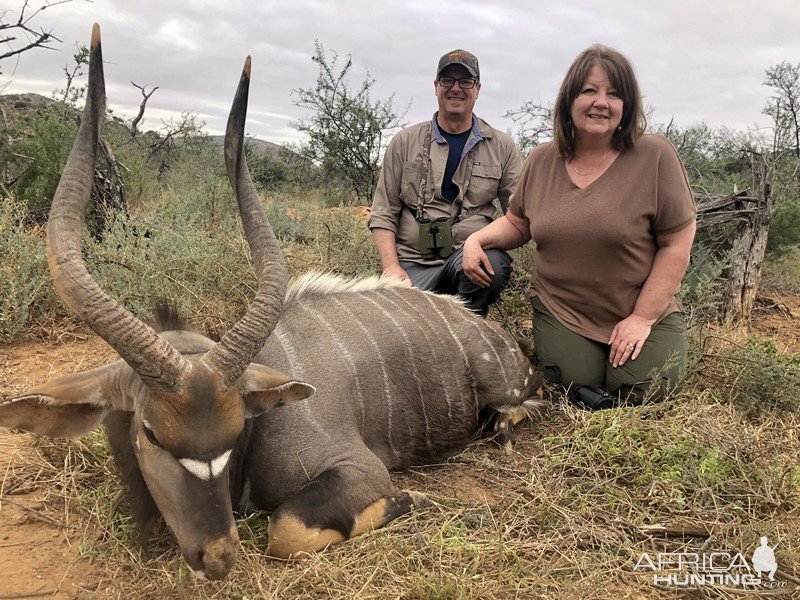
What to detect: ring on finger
<box><xmin>626</xmin><ymin>343</ymin><xmax>635</xmax><ymax>349</ymax></box>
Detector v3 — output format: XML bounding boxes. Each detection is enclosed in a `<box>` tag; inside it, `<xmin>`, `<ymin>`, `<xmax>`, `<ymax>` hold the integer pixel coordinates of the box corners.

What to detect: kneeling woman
<box><xmin>462</xmin><ymin>45</ymin><xmax>696</xmax><ymax>407</ymax></box>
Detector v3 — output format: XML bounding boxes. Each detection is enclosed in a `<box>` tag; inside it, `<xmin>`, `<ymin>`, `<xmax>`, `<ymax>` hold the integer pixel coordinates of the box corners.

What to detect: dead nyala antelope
<box><xmin>0</xmin><ymin>25</ymin><xmax>542</xmax><ymax>580</ymax></box>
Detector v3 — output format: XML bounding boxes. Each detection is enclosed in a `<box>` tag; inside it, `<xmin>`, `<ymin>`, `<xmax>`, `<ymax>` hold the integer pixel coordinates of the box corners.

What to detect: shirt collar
<box><xmin>431</xmin><ymin>113</ymin><xmax>484</xmax><ymax>144</ymax></box>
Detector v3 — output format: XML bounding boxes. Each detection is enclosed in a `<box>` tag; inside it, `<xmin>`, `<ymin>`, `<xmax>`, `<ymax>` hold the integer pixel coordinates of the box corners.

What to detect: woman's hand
<box><xmin>461</xmin><ymin>236</ymin><xmax>494</xmax><ymax>287</ymax></box>
<box><xmin>608</xmin><ymin>315</ymin><xmax>654</xmax><ymax>368</ymax></box>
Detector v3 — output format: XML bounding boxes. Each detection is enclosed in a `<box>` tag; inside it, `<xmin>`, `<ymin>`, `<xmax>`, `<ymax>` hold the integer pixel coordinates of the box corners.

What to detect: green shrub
<box><xmin>7</xmin><ymin>103</ymin><xmax>77</xmax><ymax>222</ymax></box>
<box><xmin>680</xmin><ymin>238</ymin><xmax>729</xmax><ymax>325</ymax></box>
<box><xmin>0</xmin><ymin>199</ymin><xmax>66</xmax><ymax>340</ymax></box>
<box><xmin>767</xmin><ymin>199</ymin><xmax>800</xmax><ymax>257</ymax></box>
<box><xmin>761</xmin><ymin>247</ymin><xmax>800</xmax><ymax>294</ymax></box>
<box><xmin>86</xmin><ymin>210</ymin><xmax>255</xmax><ymax>334</ymax></box>
<box><xmin>160</xmin><ymin>140</ymin><xmax>236</xmax><ymax>228</ymax></box>
<box><xmin>693</xmin><ymin>336</ymin><xmax>800</xmax><ymax>419</ymax></box>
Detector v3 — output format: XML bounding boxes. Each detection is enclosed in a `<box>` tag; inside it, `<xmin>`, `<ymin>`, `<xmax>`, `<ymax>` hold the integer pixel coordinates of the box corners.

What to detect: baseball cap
<box><xmin>436</xmin><ymin>49</ymin><xmax>480</xmax><ymax>80</ymax></box>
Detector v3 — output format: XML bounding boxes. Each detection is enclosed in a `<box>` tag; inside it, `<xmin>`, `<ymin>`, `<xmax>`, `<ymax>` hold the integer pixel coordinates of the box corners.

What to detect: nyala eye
<box><xmin>142</xmin><ymin>420</ymin><xmax>162</xmax><ymax>447</ymax></box>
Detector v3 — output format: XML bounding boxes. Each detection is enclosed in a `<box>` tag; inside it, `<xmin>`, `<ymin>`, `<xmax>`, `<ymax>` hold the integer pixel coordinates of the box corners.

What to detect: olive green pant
<box><xmin>531</xmin><ymin>297</ymin><xmax>688</xmax><ymax>403</ymax></box>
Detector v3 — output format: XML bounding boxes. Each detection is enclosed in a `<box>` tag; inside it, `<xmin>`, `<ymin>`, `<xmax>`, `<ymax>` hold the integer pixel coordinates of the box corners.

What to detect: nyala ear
<box><xmin>0</xmin><ymin>362</ymin><xmax>127</xmax><ymax>438</ymax></box>
<box><xmin>240</xmin><ymin>364</ymin><xmax>316</xmax><ymax>419</ymax></box>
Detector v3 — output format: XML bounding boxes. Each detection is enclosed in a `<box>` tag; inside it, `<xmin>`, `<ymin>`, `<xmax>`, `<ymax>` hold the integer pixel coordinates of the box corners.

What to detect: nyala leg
<box><xmin>267</xmin><ymin>463</ymin><xmax>427</xmax><ymax>558</ymax></box>
<box><xmin>492</xmin><ymin>397</ymin><xmax>548</xmax><ymax>456</ymax></box>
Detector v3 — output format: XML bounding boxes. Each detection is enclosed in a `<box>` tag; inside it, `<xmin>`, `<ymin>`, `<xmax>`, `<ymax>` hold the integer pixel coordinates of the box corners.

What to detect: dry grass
<box><xmin>2</xmin><ymin>190</ymin><xmax>799</xmax><ymax>597</ymax></box>
<box><xmin>3</xmin><ymin>367</ymin><xmax>799</xmax><ymax>598</ymax></box>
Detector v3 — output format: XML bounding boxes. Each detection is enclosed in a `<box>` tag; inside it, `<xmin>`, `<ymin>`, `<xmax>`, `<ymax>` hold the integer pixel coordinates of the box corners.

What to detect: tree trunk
<box><xmin>723</xmin><ymin>167</ymin><xmax>774</xmax><ymax>329</ymax></box>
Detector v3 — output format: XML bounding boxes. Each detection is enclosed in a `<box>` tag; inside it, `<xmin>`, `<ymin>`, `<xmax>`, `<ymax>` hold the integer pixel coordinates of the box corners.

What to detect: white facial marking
<box><xmin>513</xmin><ymin>389</ymin><xmax>521</xmax><ymax>398</ymax></box>
<box><xmin>210</xmin><ymin>450</ymin><xmax>232</xmax><ymax>478</ymax></box>
<box><xmin>524</xmin><ymin>377</ymin><xmax>529</xmax><ymax>386</ymax></box>
<box><xmin>179</xmin><ymin>458</ymin><xmax>212</xmax><ymax>481</ymax></box>
<box><xmin>528</xmin><ymin>367</ymin><xmax>533</xmax><ymax>375</ymax></box>
<box><xmin>481</xmin><ymin>352</ymin><xmax>492</xmax><ymax>361</ymax></box>
<box><xmin>179</xmin><ymin>450</ymin><xmax>233</xmax><ymax>480</ymax></box>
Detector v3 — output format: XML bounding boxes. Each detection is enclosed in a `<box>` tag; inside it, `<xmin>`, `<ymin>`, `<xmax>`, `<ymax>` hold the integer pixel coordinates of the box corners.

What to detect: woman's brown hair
<box><xmin>552</xmin><ymin>44</ymin><xmax>646</xmax><ymax>159</ymax></box>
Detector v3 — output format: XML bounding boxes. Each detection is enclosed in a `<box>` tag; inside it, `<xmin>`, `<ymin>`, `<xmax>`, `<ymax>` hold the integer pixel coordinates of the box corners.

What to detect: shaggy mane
<box><xmin>150</xmin><ymin>298</ymin><xmax>186</xmax><ymax>333</ymax></box>
<box><xmin>285</xmin><ymin>271</ymin><xmax>411</xmax><ymax>302</ymax></box>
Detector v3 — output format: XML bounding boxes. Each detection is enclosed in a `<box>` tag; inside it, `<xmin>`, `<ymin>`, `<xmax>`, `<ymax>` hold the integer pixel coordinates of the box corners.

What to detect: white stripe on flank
<box><xmin>297</xmin><ymin>300</ymin><xmax>366</xmax><ymax>432</ymax></box>
<box><xmin>274</xmin><ymin>325</ymin><xmax>305</xmax><ymax>379</ymax></box>
<box><xmin>453</xmin><ymin>311</ymin><xmax>510</xmax><ymax>389</ymax></box>
<box><xmin>421</xmin><ymin>293</ymin><xmax>479</xmax><ymax>418</ymax></box>
<box><xmin>271</xmin><ymin>324</ymin><xmax>330</xmax><ymax>441</ymax></box>
<box><xmin>332</xmin><ymin>296</ymin><xmax>400</xmax><ymax>462</ymax></box>
<box><xmin>364</xmin><ymin>294</ymin><xmax>433</xmax><ymax>455</ymax></box>
<box><xmin>386</xmin><ymin>290</ymin><xmax>455</xmax><ymax>421</ymax></box>
<box><xmin>301</xmin><ymin>402</ymin><xmax>330</xmax><ymax>440</ymax></box>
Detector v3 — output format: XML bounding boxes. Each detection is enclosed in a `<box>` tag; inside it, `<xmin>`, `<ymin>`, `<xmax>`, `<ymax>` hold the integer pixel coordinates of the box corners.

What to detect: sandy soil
<box><xmin>0</xmin><ymin>336</ymin><xmax>116</xmax><ymax>599</ymax></box>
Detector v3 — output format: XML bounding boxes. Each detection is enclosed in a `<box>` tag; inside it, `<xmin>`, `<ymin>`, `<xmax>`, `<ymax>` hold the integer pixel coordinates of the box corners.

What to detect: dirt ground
<box><xmin>0</xmin><ymin>297</ymin><xmax>798</xmax><ymax>599</ymax></box>
<box><xmin>0</xmin><ymin>337</ymin><xmax>117</xmax><ymax>599</ymax></box>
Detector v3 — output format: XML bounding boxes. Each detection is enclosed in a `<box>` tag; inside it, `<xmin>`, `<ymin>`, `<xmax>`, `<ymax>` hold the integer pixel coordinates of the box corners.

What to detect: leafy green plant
<box><xmin>694</xmin><ymin>336</ymin><xmax>800</xmax><ymax>418</ymax></box>
<box><xmin>0</xmin><ymin>198</ymin><xmax>65</xmax><ymax>339</ymax></box>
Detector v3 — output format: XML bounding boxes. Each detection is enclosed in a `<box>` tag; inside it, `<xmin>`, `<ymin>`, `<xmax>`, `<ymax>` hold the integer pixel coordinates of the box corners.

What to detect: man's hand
<box><xmin>461</xmin><ymin>237</ymin><xmax>493</xmax><ymax>288</ymax></box>
<box><xmin>382</xmin><ymin>264</ymin><xmax>411</xmax><ymax>284</ymax></box>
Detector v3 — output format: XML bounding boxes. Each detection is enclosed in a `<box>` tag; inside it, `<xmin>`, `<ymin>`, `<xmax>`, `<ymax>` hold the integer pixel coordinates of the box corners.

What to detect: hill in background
<box><xmin>0</xmin><ymin>93</ymin><xmax>287</xmax><ymax>154</ymax></box>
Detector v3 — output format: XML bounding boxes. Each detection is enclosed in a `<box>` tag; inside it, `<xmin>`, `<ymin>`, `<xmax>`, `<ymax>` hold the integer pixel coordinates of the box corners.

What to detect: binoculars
<box><xmin>417</xmin><ymin>217</ymin><xmax>453</xmax><ymax>259</ymax></box>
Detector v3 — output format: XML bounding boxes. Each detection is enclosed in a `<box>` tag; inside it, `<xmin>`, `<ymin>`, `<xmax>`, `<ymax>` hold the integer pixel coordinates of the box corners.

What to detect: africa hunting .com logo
<box><xmin>633</xmin><ymin>536</ymin><xmax>796</xmax><ymax>594</ymax></box>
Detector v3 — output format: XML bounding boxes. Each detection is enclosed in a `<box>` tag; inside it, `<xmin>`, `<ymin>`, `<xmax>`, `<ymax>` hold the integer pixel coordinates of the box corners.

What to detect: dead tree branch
<box><xmin>129</xmin><ymin>81</ymin><xmax>159</xmax><ymax>138</ymax></box>
<box><xmin>0</xmin><ymin>0</ymin><xmax>77</xmax><ymax>71</ymax></box>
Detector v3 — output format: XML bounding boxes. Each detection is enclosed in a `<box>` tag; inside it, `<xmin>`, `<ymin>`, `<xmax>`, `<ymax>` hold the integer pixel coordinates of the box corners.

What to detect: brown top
<box><xmin>369</xmin><ymin>115</ymin><xmax>521</xmax><ymax>265</ymax></box>
<box><xmin>509</xmin><ymin>134</ymin><xmax>696</xmax><ymax>342</ymax></box>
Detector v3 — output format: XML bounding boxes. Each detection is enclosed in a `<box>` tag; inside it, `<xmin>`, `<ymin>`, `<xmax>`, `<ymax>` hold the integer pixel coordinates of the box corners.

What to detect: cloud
<box><xmin>2</xmin><ymin>0</ymin><xmax>797</xmax><ymax>141</ymax></box>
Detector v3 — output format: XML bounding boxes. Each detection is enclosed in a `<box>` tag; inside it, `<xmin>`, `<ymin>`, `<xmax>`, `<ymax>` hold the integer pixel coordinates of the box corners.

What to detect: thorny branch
<box><xmin>0</xmin><ymin>1</ymin><xmax>79</xmax><ymax>70</ymax></box>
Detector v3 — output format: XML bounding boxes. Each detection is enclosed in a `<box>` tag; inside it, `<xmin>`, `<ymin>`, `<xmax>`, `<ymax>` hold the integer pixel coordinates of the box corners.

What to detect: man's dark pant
<box><xmin>400</xmin><ymin>247</ymin><xmax>512</xmax><ymax>316</ymax></box>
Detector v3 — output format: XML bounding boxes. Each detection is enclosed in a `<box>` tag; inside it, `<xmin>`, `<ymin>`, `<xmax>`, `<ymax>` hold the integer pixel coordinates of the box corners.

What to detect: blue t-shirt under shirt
<box><xmin>440</xmin><ymin>128</ymin><xmax>471</xmax><ymax>202</ymax></box>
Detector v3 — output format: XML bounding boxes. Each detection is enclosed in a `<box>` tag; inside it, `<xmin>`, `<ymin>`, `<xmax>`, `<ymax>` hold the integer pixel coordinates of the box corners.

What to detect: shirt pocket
<box><xmin>466</xmin><ymin>164</ymin><xmax>501</xmax><ymax>207</ymax></box>
<box><xmin>400</xmin><ymin>161</ymin><xmax>425</xmax><ymax>206</ymax></box>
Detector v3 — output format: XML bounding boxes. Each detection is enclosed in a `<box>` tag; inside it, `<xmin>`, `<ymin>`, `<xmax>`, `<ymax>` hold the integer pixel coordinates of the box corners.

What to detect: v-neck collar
<box><xmin>562</xmin><ymin>149</ymin><xmax>624</xmax><ymax>192</ymax></box>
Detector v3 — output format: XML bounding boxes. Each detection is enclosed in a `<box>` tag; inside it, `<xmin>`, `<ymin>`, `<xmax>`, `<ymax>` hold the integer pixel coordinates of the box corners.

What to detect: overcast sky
<box><xmin>2</xmin><ymin>0</ymin><xmax>798</xmax><ymax>146</ymax></box>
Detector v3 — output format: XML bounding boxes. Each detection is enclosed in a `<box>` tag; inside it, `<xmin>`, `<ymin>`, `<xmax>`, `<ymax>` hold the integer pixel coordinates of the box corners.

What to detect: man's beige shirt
<box><xmin>369</xmin><ymin>115</ymin><xmax>521</xmax><ymax>265</ymax></box>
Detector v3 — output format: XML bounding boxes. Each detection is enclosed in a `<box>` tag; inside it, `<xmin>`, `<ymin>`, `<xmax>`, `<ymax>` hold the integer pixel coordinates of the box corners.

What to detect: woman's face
<box><xmin>570</xmin><ymin>63</ymin><xmax>624</xmax><ymax>145</ymax></box>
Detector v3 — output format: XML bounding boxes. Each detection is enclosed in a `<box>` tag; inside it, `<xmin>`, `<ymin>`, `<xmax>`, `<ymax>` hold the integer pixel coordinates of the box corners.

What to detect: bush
<box><xmin>306</xmin><ymin>206</ymin><xmax>377</xmax><ymax>276</ymax></box>
<box><xmin>86</xmin><ymin>209</ymin><xmax>255</xmax><ymax>334</ymax></box>
<box><xmin>767</xmin><ymin>199</ymin><xmax>800</xmax><ymax>257</ymax></box>
<box><xmin>680</xmin><ymin>238</ymin><xmax>729</xmax><ymax>325</ymax></box>
<box><xmin>0</xmin><ymin>199</ymin><xmax>67</xmax><ymax>340</ymax></box>
<box><xmin>6</xmin><ymin>103</ymin><xmax>77</xmax><ymax>222</ymax></box>
<box><xmin>159</xmin><ymin>139</ymin><xmax>235</xmax><ymax>228</ymax></box>
<box><xmin>761</xmin><ymin>247</ymin><xmax>800</xmax><ymax>294</ymax></box>
<box><xmin>692</xmin><ymin>335</ymin><xmax>800</xmax><ymax>419</ymax></box>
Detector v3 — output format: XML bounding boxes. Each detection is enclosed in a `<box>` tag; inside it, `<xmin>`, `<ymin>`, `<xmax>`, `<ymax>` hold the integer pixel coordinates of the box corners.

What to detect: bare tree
<box><xmin>129</xmin><ymin>81</ymin><xmax>159</xmax><ymax>138</ymax></box>
<box><xmin>504</xmin><ymin>100</ymin><xmax>553</xmax><ymax>158</ymax></box>
<box><xmin>147</xmin><ymin>112</ymin><xmax>204</xmax><ymax>180</ymax></box>
<box><xmin>763</xmin><ymin>61</ymin><xmax>800</xmax><ymax>157</ymax></box>
<box><xmin>723</xmin><ymin>151</ymin><xmax>775</xmax><ymax>329</ymax></box>
<box><xmin>0</xmin><ymin>0</ymin><xmax>79</xmax><ymax>76</ymax></box>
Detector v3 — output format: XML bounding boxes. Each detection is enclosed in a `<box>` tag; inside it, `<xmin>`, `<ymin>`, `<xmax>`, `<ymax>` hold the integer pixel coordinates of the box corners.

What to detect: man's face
<box><xmin>434</xmin><ymin>64</ymin><xmax>480</xmax><ymax>122</ymax></box>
